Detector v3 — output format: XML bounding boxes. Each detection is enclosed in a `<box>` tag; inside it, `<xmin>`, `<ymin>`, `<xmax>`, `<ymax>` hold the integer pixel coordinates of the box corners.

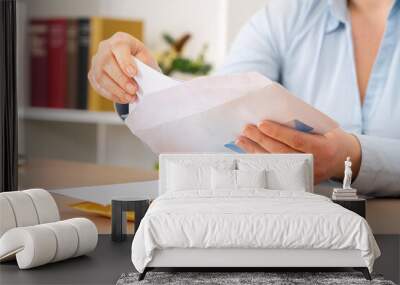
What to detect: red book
<box><xmin>47</xmin><ymin>19</ymin><xmax>68</xmax><ymax>108</ymax></box>
<box><xmin>30</xmin><ymin>19</ymin><xmax>49</xmax><ymax>107</ymax></box>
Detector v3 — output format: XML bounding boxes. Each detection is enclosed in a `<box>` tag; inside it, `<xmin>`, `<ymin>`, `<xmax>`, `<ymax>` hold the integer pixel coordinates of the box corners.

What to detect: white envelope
<box><xmin>126</xmin><ymin>58</ymin><xmax>338</xmax><ymax>153</ymax></box>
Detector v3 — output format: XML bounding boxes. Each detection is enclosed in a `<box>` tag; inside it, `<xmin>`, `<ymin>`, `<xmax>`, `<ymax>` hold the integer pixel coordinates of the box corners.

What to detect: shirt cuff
<box><xmin>352</xmin><ymin>134</ymin><xmax>388</xmax><ymax>196</ymax></box>
<box><xmin>112</xmin><ymin>107</ymin><xmax>398</xmax><ymax>196</ymax></box>
<box><xmin>114</xmin><ymin>103</ymin><xmax>130</xmax><ymax>121</ymax></box>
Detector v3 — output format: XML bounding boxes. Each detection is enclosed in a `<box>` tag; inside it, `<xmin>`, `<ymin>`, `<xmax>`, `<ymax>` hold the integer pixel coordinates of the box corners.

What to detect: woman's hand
<box><xmin>236</xmin><ymin>120</ymin><xmax>362</xmax><ymax>184</ymax></box>
<box><xmin>88</xmin><ymin>32</ymin><xmax>159</xmax><ymax>104</ymax></box>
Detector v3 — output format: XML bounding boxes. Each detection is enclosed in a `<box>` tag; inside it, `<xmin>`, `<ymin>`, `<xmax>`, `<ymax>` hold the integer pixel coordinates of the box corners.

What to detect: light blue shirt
<box><xmin>218</xmin><ymin>0</ymin><xmax>400</xmax><ymax>197</ymax></box>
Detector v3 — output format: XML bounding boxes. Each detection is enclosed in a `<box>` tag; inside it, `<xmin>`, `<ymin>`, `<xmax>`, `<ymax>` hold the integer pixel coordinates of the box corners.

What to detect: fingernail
<box><xmin>242</xmin><ymin>124</ymin><xmax>252</xmax><ymax>134</ymax></box>
<box><xmin>126</xmin><ymin>66</ymin><xmax>136</xmax><ymax>77</ymax></box>
<box><xmin>129</xmin><ymin>95</ymin><xmax>137</xmax><ymax>103</ymax></box>
<box><xmin>126</xmin><ymin>83</ymin><xmax>136</xmax><ymax>94</ymax></box>
<box><xmin>257</xmin><ymin>121</ymin><xmax>268</xmax><ymax>128</ymax></box>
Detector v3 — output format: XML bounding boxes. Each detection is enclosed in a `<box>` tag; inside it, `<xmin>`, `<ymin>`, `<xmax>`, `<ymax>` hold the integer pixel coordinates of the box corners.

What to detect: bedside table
<box><xmin>332</xmin><ymin>197</ymin><xmax>366</xmax><ymax>218</ymax></box>
<box><xmin>112</xmin><ymin>197</ymin><xmax>150</xmax><ymax>242</ymax></box>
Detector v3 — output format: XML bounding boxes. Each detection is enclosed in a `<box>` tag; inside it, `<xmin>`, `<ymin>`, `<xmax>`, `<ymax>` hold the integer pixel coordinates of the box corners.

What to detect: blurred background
<box><xmin>16</xmin><ymin>0</ymin><xmax>267</xmax><ymax>190</ymax></box>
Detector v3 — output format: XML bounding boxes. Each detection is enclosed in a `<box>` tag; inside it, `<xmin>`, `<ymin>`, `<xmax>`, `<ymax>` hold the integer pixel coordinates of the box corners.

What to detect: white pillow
<box><xmin>168</xmin><ymin>163</ymin><xmax>210</xmax><ymax>191</ymax></box>
<box><xmin>266</xmin><ymin>164</ymin><xmax>307</xmax><ymax>191</ymax></box>
<box><xmin>236</xmin><ymin>169</ymin><xmax>267</xmax><ymax>188</ymax></box>
<box><xmin>166</xmin><ymin>159</ymin><xmax>235</xmax><ymax>191</ymax></box>
<box><xmin>211</xmin><ymin>169</ymin><xmax>236</xmax><ymax>189</ymax></box>
<box><xmin>211</xmin><ymin>169</ymin><xmax>267</xmax><ymax>190</ymax></box>
<box><xmin>238</xmin><ymin>159</ymin><xmax>308</xmax><ymax>191</ymax></box>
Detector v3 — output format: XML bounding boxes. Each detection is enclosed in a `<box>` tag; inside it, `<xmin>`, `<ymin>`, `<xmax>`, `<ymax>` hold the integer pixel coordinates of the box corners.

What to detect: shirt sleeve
<box><xmin>352</xmin><ymin>134</ymin><xmax>400</xmax><ymax>197</ymax></box>
<box><xmin>216</xmin><ymin>7</ymin><xmax>282</xmax><ymax>81</ymax></box>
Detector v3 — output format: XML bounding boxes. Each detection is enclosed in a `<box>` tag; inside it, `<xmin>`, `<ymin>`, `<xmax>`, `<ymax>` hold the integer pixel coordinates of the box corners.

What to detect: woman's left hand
<box><xmin>236</xmin><ymin>120</ymin><xmax>362</xmax><ymax>184</ymax></box>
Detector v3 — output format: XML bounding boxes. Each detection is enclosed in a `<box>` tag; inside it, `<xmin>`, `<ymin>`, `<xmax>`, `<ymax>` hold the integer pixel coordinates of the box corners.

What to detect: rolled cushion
<box><xmin>64</xmin><ymin>218</ymin><xmax>98</xmax><ymax>257</ymax></box>
<box><xmin>0</xmin><ymin>196</ymin><xmax>17</xmax><ymax>237</ymax></box>
<box><xmin>42</xmin><ymin>221</ymin><xmax>79</xmax><ymax>262</ymax></box>
<box><xmin>0</xmin><ymin>226</ymin><xmax>57</xmax><ymax>268</ymax></box>
<box><xmin>0</xmin><ymin>218</ymin><xmax>97</xmax><ymax>269</ymax></box>
<box><xmin>0</xmin><ymin>192</ymin><xmax>39</xmax><ymax>227</ymax></box>
<box><xmin>0</xmin><ymin>189</ymin><xmax>60</xmax><ymax>239</ymax></box>
<box><xmin>24</xmin><ymin>189</ymin><xmax>60</xmax><ymax>224</ymax></box>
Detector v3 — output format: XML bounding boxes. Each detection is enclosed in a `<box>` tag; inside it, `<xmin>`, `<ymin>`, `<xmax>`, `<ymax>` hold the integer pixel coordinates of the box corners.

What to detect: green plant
<box><xmin>156</xmin><ymin>33</ymin><xmax>212</xmax><ymax>76</ymax></box>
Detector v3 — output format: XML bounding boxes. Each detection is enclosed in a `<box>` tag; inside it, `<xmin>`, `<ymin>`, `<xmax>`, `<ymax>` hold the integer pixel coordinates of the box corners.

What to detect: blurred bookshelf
<box><xmin>16</xmin><ymin>0</ymin><xmax>157</xmax><ymax>170</ymax></box>
<box><xmin>29</xmin><ymin>17</ymin><xmax>142</xmax><ymax>112</ymax></box>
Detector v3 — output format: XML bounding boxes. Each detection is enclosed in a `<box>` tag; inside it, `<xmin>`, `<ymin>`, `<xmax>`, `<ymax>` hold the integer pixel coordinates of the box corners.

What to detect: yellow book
<box><xmin>88</xmin><ymin>17</ymin><xmax>143</xmax><ymax>111</ymax></box>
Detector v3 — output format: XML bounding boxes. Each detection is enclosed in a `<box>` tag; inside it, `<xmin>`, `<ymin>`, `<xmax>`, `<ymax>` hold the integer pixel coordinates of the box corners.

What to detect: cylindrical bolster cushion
<box><xmin>0</xmin><ymin>226</ymin><xmax>57</xmax><ymax>268</ymax></box>
<box><xmin>42</xmin><ymin>221</ymin><xmax>79</xmax><ymax>262</ymax></box>
<box><xmin>0</xmin><ymin>196</ymin><xmax>17</xmax><ymax>237</ymax></box>
<box><xmin>64</xmin><ymin>218</ymin><xmax>98</xmax><ymax>257</ymax></box>
<box><xmin>24</xmin><ymin>189</ymin><xmax>60</xmax><ymax>224</ymax></box>
<box><xmin>0</xmin><ymin>218</ymin><xmax>98</xmax><ymax>269</ymax></box>
<box><xmin>0</xmin><ymin>192</ymin><xmax>39</xmax><ymax>228</ymax></box>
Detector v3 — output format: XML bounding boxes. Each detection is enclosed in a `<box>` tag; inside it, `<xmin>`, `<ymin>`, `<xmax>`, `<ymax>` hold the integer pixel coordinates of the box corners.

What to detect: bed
<box><xmin>131</xmin><ymin>154</ymin><xmax>380</xmax><ymax>281</ymax></box>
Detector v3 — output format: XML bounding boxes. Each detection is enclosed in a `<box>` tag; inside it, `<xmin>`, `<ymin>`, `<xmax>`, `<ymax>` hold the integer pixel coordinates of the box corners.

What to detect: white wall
<box><xmin>25</xmin><ymin>0</ymin><xmax>102</xmax><ymax>17</ymax></box>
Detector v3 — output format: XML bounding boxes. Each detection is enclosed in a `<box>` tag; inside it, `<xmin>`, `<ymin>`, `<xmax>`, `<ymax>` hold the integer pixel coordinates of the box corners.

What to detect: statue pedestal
<box><xmin>332</xmin><ymin>188</ymin><xmax>358</xmax><ymax>200</ymax></box>
<box><xmin>333</xmin><ymin>187</ymin><xmax>357</xmax><ymax>192</ymax></box>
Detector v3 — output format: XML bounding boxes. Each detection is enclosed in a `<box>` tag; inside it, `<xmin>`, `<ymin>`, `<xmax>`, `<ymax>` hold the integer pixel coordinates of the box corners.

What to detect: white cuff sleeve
<box><xmin>352</xmin><ymin>134</ymin><xmax>400</xmax><ymax>197</ymax></box>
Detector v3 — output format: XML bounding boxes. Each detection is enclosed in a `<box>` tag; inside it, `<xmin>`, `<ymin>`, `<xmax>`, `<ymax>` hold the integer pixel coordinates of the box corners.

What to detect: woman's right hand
<box><xmin>88</xmin><ymin>32</ymin><xmax>160</xmax><ymax>104</ymax></box>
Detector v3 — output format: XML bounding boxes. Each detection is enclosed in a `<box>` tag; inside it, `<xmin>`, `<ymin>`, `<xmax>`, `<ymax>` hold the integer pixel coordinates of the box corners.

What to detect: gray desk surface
<box><xmin>0</xmin><ymin>235</ymin><xmax>133</xmax><ymax>285</ymax></box>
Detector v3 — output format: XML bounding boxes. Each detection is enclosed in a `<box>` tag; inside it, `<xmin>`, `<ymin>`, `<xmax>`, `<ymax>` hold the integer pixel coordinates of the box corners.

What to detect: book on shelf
<box><xmin>29</xmin><ymin>17</ymin><xmax>143</xmax><ymax>112</ymax></box>
<box><xmin>47</xmin><ymin>19</ymin><xmax>68</xmax><ymax>108</ymax></box>
<box><xmin>30</xmin><ymin>19</ymin><xmax>49</xmax><ymax>107</ymax></box>
<box><xmin>77</xmin><ymin>18</ymin><xmax>90</xmax><ymax>110</ymax></box>
<box><xmin>66</xmin><ymin>19</ymin><xmax>79</xmax><ymax>109</ymax></box>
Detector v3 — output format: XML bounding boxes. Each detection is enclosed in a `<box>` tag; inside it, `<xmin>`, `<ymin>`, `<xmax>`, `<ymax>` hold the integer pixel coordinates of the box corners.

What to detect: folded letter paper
<box><xmin>125</xmin><ymin>58</ymin><xmax>338</xmax><ymax>153</ymax></box>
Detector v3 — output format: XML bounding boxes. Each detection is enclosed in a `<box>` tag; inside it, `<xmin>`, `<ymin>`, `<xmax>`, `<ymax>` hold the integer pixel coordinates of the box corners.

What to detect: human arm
<box><xmin>236</xmin><ymin>121</ymin><xmax>361</xmax><ymax>185</ymax></box>
<box><xmin>237</xmin><ymin>121</ymin><xmax>400</xmax><ymax>196</ymax></box>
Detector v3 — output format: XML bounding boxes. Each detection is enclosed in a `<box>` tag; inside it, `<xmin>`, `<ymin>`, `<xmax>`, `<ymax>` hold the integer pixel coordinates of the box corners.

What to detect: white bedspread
<box><xmin>131</xmin><ymin>190</ymin><xmax>380</xmax><ymax>272</ymax></box>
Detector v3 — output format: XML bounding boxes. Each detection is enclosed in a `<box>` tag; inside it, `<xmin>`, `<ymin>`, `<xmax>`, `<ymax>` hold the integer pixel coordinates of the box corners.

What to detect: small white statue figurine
<box><xmin>342</xmin><ymin>157</ymin><xmax>352</xmax><ymax>189</ymax></box>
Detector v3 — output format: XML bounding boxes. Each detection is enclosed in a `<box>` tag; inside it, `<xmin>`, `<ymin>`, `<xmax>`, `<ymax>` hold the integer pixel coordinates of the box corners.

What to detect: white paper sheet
<box><xmin>130</xmin><ymin>58</ymin><xmax>181</xmax><ymax>113</ymax></box>
<box><xmin>133</xmin><ymin>58</ymin><xmax>181</xmax><ymax>97</ymax></box>
<box><xmin>126</xmin><ymin>58</ymin><xmax>339</xmax><ymax>153</ymax></box>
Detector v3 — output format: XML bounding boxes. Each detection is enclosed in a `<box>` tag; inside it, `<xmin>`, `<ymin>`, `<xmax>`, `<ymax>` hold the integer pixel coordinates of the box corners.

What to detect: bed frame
<box><xmin>139</xmin><ymin>154</ymin><xmax>371</xmax><ymax>281</ymax></box>
<box><xmin>140</xmin><ymin>248</ymin><xmax>371</xmax><ymax>280</ymax></box>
